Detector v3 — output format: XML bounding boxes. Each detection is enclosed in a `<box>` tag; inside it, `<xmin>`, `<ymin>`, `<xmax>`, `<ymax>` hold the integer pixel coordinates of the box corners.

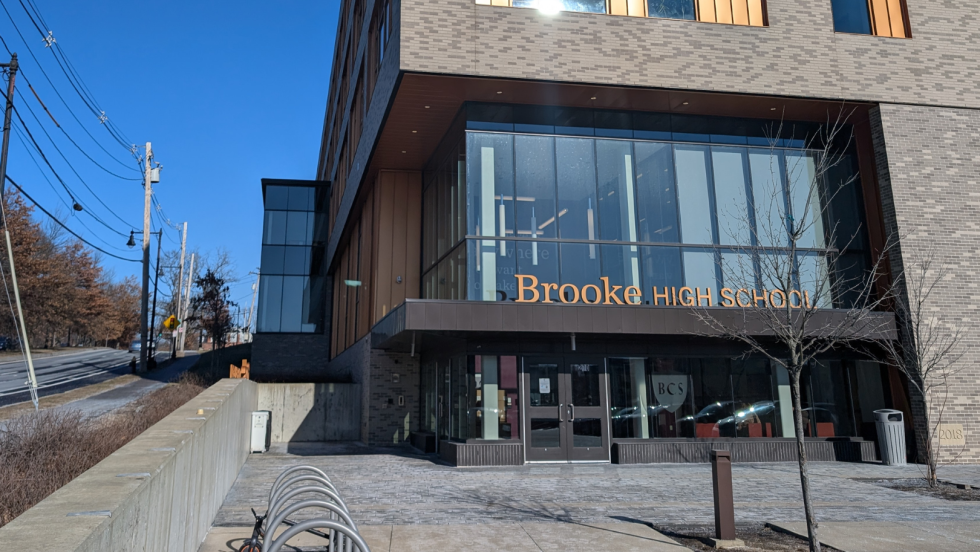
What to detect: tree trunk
<box><xmin>790</xmin><ymin>369</ymin><xmax>821</xmax><ymax>552</ymax></box>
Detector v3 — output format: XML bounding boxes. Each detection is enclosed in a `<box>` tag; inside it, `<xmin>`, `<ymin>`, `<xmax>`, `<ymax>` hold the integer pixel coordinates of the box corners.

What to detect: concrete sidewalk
<box><xmin>45</xmin><ymin>354</ymin><xmax>198</xmax><ymax>420</ymax></box>
<box><xmin>200</xmin><ymin>521</ymin><xmax>688</xmax><ymax>552</ymax></box>
<box><xmin>769</xmin><ymin>521</ymin><xmax>980</xmax><ymax>552</ymax></box>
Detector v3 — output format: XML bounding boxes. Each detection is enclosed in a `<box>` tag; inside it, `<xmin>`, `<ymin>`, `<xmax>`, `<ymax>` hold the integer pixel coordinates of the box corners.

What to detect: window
<box><xmin>258</xmin><ymin>184</ymin><xmax>328</xmax><ymax>333</ymax></box>
<box><xmin>478</xmin><ymin>0</ymin><xmax>765</xmax><ymax>26</ymax></box>
<box><xmin>831</xmin><ymin>0</ymin><xmax>909</xmax><ymax>37</ymax></box>
<box><xmin>608</xmin><ymin>356</ymin><xmax>873</xmax><ymax>439</ymax></box>
<box><xmin>423</xmin><ymin>106</ymin><xmax>871</xmax><ymax>307</ymax></box>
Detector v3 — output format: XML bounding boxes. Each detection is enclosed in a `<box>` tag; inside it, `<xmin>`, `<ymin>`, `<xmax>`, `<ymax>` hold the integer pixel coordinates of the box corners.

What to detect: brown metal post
<box><xmin>711</xmin><ymin>449</ymin><xmax>736</xmax><ymax>541</ymax></box>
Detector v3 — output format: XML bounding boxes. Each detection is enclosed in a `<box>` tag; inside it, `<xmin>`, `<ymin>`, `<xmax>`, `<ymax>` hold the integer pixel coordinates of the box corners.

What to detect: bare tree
<box><xmin>690</xmin><ymin>112</ymin><xmax>896</xmax><ymax>552</ymax></box>
<box><xmin>870</xmin><ymin>245</ymin><xmax>964</xmax><ymax>486</ymax></box>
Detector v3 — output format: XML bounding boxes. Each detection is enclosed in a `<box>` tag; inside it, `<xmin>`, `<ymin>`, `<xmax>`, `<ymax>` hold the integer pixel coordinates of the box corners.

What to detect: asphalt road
<box><xmin>0</xmin><ymin>348</ymin><xmax>153</xmax><ymax>407</ymax></box>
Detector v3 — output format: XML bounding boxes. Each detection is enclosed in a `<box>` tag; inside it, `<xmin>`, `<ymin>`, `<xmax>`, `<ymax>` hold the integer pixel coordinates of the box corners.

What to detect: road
<box><xmin>0</xmin><ymin>348</ymin><xmax>160</xmax><ymax>407</ymax></box>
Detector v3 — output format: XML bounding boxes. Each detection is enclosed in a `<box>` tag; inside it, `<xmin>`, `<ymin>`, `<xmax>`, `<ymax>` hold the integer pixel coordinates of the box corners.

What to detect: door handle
<box><xmin>558</xmin><ymin>403</ymin><xmax>564</xmax><ymax>422</ymax></box>
<box><xmin>569</xmin><ymin>403</ymin><xmax>575</xmax><ymax>422</ymax></box>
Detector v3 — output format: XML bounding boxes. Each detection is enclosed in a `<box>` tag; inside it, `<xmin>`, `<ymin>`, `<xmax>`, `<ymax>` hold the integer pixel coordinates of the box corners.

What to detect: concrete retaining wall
<box><xmin>0</xmin><ymin>378</ymin><xmax>257</xmax><ymax>552</ymax></box>
<box><xmin>258</xmin><ymin>383</ymin><xmax>360</xmax><ymax>442</ymax></box>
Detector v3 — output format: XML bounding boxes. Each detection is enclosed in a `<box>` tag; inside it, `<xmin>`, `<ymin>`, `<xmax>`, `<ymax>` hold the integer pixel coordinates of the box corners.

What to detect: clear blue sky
<box><xmin>1</xmin><ymin>0</ymin><xmax>337</xmax><ymax>313</ymax></box>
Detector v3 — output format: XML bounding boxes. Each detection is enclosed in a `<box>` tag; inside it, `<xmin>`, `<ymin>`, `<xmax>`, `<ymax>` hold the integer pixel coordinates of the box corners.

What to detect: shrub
<box><xmin>0</xmin><ymin>375</ymin><xmax>205</xmax><ymax>527</ymax></box>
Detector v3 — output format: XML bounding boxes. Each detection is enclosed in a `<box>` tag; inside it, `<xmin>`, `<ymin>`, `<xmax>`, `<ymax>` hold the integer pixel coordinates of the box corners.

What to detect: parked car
<box><xmin>128</xmin><ymin>340</ymin><xmax>141</xmax><ymax>354</ymax></box>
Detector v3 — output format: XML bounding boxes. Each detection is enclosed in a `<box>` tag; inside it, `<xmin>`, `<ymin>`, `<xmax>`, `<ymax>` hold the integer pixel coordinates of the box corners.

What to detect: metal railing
<box><xmin>261</xmin><ymin>464</ymin><xmax>370</xmax><ymax>552</ymax></box>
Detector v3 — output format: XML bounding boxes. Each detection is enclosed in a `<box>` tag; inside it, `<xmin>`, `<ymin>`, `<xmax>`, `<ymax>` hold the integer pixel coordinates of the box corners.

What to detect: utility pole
<box><xmin>178</xmin><ymin>252</ymin><xmax>194</xmax><ymax>355</ymax></box>
<box><xmin>172</xmin><ymin>222</ymin><xmax>186</xmax><ymax>358</ymax></box>
<box><xmin>246</xmin><ymin>270</ymin><xmax>259</xmax><ymax>343</ymax></box>
<box><xmin>148</xmin><ymin>230</ymin><xmax>162</xmax><ymax>361</ymax></box>
<box><xmin>0</xmin><ymin>53</ymin><xmax>38</xmax><ymax>409</ymax></box>
<box><xmin>138</xmin><ymin>143</ymin><xmax>160</xmax><ymax>372</ymax></box>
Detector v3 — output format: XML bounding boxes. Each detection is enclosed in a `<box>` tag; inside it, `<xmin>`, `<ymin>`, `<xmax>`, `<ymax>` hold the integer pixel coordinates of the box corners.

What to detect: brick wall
<box><xmin>400</xmin><ymin>0</ymin><xmax>980</xmax><ymax>110</ymax></box>
<box><xmin>871</xmin><ymin>103</ymin><xmax>980</xmax><ymax>463</ymax></box>
<box><xmin>366</xmin><ymin>348</ymin><xmax>421</xmax><ymax>445</ymax></box>
<box><xmin>251</xmin><ymin>333</ymin><xmax>333</xmax><ymax>382</ymax></box>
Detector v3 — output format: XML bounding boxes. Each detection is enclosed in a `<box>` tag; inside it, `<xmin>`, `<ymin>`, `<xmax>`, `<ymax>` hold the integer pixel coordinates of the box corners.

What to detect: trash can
<box><xmin>874</xmin><ymin>409</ymin><xmax>906</xmax><ymax>466</ymax></box>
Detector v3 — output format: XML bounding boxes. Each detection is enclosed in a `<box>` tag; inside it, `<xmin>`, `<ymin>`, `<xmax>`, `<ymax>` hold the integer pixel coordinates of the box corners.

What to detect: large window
<box><xmin>258</xmin><ymin>184</ymin><xmax>328</xmax><ymax>333</ymax></box>
<box><xmin>477</xmin><ymin>0</ymin><xmax>765</xmax><ymax>26</ymax></box>
<box><xmin>609</xmin><ymin>356</ymin><xmax>881</xmax><ymax>440</ymax></box>
<box><xmin>831</xmin><ymin>0</ymin><xmax>909</xmax><ymax>38</ymax></box>
<box><xmin>434</xmin><ymin>355</ymin><xmax>521</xmax><ymax>442</ymax></box>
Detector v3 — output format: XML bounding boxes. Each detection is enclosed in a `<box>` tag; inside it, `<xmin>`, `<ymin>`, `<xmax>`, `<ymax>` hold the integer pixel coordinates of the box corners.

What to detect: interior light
<box><xmin>412</xmin><ymin>130</ymin><xmax>417</xmax><ymax>133</ymax></box>
<box><xmin>771</xmin><ymin>107</ymin><xmax>777</xmax><ymax>111</ymax></box>
<box><xmin>401</xmin><ymin>150</ymin><xmax>407</xmax><ymax>153</ymax></box>
<box><xmin>424</xmin><ymin>105</ymin><xmax>430</xmax><ymax>109</ymax></box>
<box><xmin>536</xmin><ymin>0</ymin><xmax>562</xmax><ymax>15</ymax></box>
<box><xmin>590</xmin><ymin>96</ymin><xmax>597</xmax><ymax>100</ymax></box>
<box><xmin>682</xmin><ymin>101</ymin><xmax>689</xmax><ymax>105</ymax></box>
<box><xmin>496</xmin><ymin>91</ymin><xmax>503</xmax><ymax>94</ymax></box>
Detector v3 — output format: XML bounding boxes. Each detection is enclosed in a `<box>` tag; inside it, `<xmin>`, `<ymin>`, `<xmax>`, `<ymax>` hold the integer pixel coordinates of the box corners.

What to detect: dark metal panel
<box><xmin>612</xmin><ymin>440</ymin><xmax>879</xmax><ymax>464</ymax></box>
<box><xmin>471</xmin><ymin>303</ymin><xmax>488</xmax><ymax>331</ymax></box>
<box><xmin>517</xmin><ymin>304</ymin><xmax>534</xmax><ymax>332</ymax></box>
<box><xmin>487</xmin><ymin>304</ymin><xmax>503</xmax><ymax>331</ymax></box>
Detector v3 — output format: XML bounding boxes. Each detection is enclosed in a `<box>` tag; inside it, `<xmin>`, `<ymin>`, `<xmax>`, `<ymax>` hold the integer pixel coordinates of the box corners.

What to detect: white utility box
<box><xmin>250</xmin><ymin>411</ymin><xmax>271</xmax><ymax>453</ymax></box>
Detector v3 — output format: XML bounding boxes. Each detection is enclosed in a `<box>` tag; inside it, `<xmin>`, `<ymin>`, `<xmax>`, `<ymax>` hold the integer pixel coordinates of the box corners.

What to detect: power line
<box><xmin>0</xmin><ymin>9</ymin><xmax>137</xmax><ymax>170</ymax></box>
<box><xmin>6</xmin><ymin>175</ymin><xmax>139</xmax><ymax>262</ymax></box>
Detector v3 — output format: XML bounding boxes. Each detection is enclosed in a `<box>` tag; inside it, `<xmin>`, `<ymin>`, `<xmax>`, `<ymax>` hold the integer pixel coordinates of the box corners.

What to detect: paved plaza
<box><xmin>201</xmin><ymin>442</ymin><xmax>980</xmax><ymax>551</ymax></box>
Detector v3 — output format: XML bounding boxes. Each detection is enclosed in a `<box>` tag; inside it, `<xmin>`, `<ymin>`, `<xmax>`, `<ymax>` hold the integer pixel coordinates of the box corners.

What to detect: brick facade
<box><xmin>871</xmin><ymin>103</ymin><xmax>980</xmax><ymax>463</ymax></box>
<box><xmin>400</xmin><ymin>0</ymin><xmax>980</xmax><ymax>110</ymax></box>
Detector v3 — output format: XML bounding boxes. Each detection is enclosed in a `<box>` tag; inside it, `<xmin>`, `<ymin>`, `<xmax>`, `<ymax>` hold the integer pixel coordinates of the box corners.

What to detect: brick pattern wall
<box><xmin>871</xmin><ymin>104</ymin><xmax>980</xmax><ymax>463</ymax></box>
<box><xmin>251</xmin><ymin>333</ymin><xmax>332</xmax><ymax>382</ymax></box>
<box><xmin>400</xmin><ymin>0</ymin><xmax>980</xmax><ymax>110</ymax></box>
<box><xmin>366</xmin><ymin>348</ymin><xmax>421</xmax><ymax>445</ymax></box>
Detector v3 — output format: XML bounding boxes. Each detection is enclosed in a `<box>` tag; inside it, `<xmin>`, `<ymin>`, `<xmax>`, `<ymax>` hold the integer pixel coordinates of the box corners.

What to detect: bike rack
<box><xmin>266</xmin><ymin>520</ymin><xmax>371</xmax><ymax>552</ymax></box>
<box><xmin>259</xmin><ymin>465</ymin><xmax>370</xmax><ymax>552</ymax></box>
<box><xmin>268</xmin><ymin>465</ymin><xmax>331</xmax><ymax>504</ymax></box>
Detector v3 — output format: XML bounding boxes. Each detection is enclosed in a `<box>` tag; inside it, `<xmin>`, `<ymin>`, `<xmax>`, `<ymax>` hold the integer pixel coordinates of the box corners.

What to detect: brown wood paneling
<box><xmin>886</xmin><ymin>0</ymin><xmax>906</xmax><ymax>38</ymax></box>
<box><xmin>374</xmin><ymin>173</ymin><xmax>395</xmax><ymax>322</ymax></box>
<box><xmin>390</xmin><ymin>172</ymin><xmax>409</xmax><ymax>308</ymax></box>
<box><xmin>331</xmin><ymin>273</ymin><xmax>341</xmax><ymax>357</ymax></box>
<box><xmin>609</xmin><ymin>0</ymin><xmax>628</xmax><ymax>16</ymax></box>
<box><xmin>337</xmin><ymin>247</ymin><xmax>350</xmax><ymax>351</ymax></box>
<box><xmin>357</xmin><ymin>196</ymin><xmax>374</xmax><ymax>339</ymax></box>
<box><xmin>714</xmin><ymin>0</ymin><xmax>733</xmax><ymax>24</ymax></box>
<box><xmin>869</xmin><ymin>0</ymin><xmax>890</xmax><ymax>36</ymax></box>
<box><xmin>346</xmin><ymin>222</ymin><xmax>360</xmax><ymax>348</ymax></box>
<box><xmin>732</xmin><ymin>0</ymin><xmax>749</xmax><ymax>25</ymax></box>
<box><xmin>405</xmin><ymin>172</ymin><xmax>423</xmax><ymax>302</ymax></box>
<box><xmin>697</xmin><ymin>0</ymin><xmax>715</xmax><ymax>22</ymax></box>
<box><xmin>747</xmin><ymin>0</ymin><xmax>764</xmax><ymax>26</ymax></box>
<box><xmin>626</xmin><ymin>0</ymin><xmax>646</xmax><ymax>16</ymax></box>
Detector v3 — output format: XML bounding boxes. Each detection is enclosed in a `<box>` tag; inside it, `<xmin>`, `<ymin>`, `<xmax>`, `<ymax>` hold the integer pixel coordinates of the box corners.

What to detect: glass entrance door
<box><xmin>523</xmin><ymin>357</ymin><xmax>610</xmax><ymax>462</ymax></box>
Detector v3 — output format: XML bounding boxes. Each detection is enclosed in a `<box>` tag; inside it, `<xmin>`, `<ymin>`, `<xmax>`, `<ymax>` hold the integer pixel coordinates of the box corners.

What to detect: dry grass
<box><xmin>0</xmin><ymin>373</ymin><xmax>206</xmax><ymax>527</ymax></box>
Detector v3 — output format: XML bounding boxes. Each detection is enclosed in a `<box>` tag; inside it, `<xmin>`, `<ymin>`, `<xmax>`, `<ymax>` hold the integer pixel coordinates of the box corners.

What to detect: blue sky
<box><xmin>1</xmin><ymin>0</ymin><xmax>337</xmax><ymax>313</ymax></box>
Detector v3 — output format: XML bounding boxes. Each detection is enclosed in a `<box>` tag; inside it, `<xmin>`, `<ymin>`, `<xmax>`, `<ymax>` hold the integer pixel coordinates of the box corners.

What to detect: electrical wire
<box><xmin>12</xmin><ymin>0</ymin><xmax>134</xmax><ymax>151</ymax></box>
<box><xmin>0</xmin><ymin>13</ymin><xmax>137</xmax><ymax>170</ymax></box>
<box><xmin>2</xmin><ymin>82</ymin><xmax>137</xmax><ymax>233</ymax></box>
<box><xmin>5</xmin><ymin>175</ymin><xmax>139</xmax><ymax>262</ymax></box>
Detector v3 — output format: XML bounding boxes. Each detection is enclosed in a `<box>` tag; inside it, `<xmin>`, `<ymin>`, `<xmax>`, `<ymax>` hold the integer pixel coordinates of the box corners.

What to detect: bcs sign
<box><xmin>651</xmin><ymin>375</ymin><xmax>688</xmax><ymax>413</ymax></box>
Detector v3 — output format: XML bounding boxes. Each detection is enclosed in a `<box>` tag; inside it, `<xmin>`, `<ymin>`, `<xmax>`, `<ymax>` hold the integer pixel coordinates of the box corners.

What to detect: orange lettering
<box><xmin>515</xmin><ymin>275</ymin><xmax>540</xmax><ymax>302</ymax></box>
<box><xmin>624</xmin><ymin>286</ymin><xmax>641</xmax><ymax>305</ymax></box>
<box><xmin>679</xmin><ymin>287</ymin><xmax>695</xmax><ymax>307</ymax></box>
<box><xmin>720</xmin><ymin>288</ymin><xmax>735</xmax><ymax>307</ymax></box>
<box><xmin>559</xmin><ymin>283</ymin><xmax>580</xmax><ymax>304</ymax></box>
<box><xmin>697</xmin><ymin>287</ymin><xmax>713</xmax><ymax>307</ymax></box>
<box><xmin>652</xmin><ymin>286</ymin><xmax>670</xmax><ymax>306</ymax></box>
<box><xmin>600</xmin><ymin>277</ymin><xmax>625</xmax><ymax>305</ymax></box>
<box><xmin>540</xmin><ymin>282</ymin><xmax>558</xmax><ymax>303</ymax></box>
<box><xmin>582</xmin><ymin>284</ymin><xmax>601</xmax><ymax>305</ymax></box>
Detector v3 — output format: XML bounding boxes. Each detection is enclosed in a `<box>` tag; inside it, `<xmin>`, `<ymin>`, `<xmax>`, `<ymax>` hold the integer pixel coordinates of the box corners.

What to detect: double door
<box><xmin>522</xmin><ymin>357</ymin><xmax>610</xmax><ymax>462</ymax></box>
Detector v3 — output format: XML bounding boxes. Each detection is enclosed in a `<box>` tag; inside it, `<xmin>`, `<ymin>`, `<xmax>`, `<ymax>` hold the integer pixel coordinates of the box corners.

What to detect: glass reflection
<box><xmin>675</xmin><ymin>145</ymin><xmax>714</xmax><ymax>244</ymax></box>
<box><xmin>635</xmin><ymin>141</ymin><xmax>678</xmax><ymax>243</ymax></box>
<box><xmin>647</xmin><ymin>0</ymin><xmax>695</xmax><ymax>19</ymax></box>
<box><xmin>556</xmin><ymin>138</ymin><xmax>598</xmax><ymax>241</ymax></box>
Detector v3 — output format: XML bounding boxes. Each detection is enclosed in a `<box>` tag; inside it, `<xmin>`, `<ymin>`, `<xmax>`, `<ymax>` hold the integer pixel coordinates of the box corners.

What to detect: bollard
<box><xmin>709</xmin><ymin>449</ymin><xmax>742</xmax><ymax>548</ymax></box>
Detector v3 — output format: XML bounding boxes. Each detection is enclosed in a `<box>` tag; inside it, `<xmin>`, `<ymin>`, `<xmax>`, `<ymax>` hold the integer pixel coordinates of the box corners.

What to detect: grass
<box><xmin>188</xmin><ymin>342</ymin><xmax>251</xmax><ymax>385</ymax></box>
<box><xmin>0</xmin><ymin>373</ymin><xmax>207</xmax><ymax>527</ymax></box>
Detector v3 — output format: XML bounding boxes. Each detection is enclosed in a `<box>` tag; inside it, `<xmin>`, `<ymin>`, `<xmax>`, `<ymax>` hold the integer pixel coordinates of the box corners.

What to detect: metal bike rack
<box><xmin>262</xmin><ymin>500</ymin><xmax>357</xmax><ymax>552</ymax></box>
<box><xmin>269</xmin><ymin>475</ymin><xmax>341</xmax><ymax>508</ymax></box>
<box><xmin>266</xmin><ymin>520</ymin><xmax>371</xmax><ymax>552</ymax></box>
<box><xmin>258</xmin><ymin>465</ymin><xmax>370</xmax><ymax>552</ymax></box>
<box><xmin>269</xmin><ymin>465</ymin><xmax>331</xmax><ymax>504</ymax></box>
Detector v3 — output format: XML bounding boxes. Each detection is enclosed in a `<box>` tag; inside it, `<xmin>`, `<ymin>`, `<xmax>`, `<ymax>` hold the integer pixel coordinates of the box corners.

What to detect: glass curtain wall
<box><xmin>460</xmin><ymin>131</ymin><xmax>860</xmax><ymax>307</ymax></box>
<box><xmin>440</xmin><ymin>354</ymin><xmax>521</xmax><ymax>442</ymax></box>
<box><xmin>258</xmin><ymin>185</ymin><xmax>328</xmax><ymax>333</ymax></box>
<box><xmin>608</xmin><ymin>357</ymin><xmax>882</xmax><ymax>440</ymax></box>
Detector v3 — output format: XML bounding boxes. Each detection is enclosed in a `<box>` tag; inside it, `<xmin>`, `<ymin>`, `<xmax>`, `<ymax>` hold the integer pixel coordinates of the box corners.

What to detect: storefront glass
<box><xmin>608</xmin><ymin>356</ymin><xmax>876</xmax><ymax>440</ymax></box>
<box><xmin>422</xmin><ymin>106</ymin><xmax>869</xmax><ymax>309</ymax></box>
